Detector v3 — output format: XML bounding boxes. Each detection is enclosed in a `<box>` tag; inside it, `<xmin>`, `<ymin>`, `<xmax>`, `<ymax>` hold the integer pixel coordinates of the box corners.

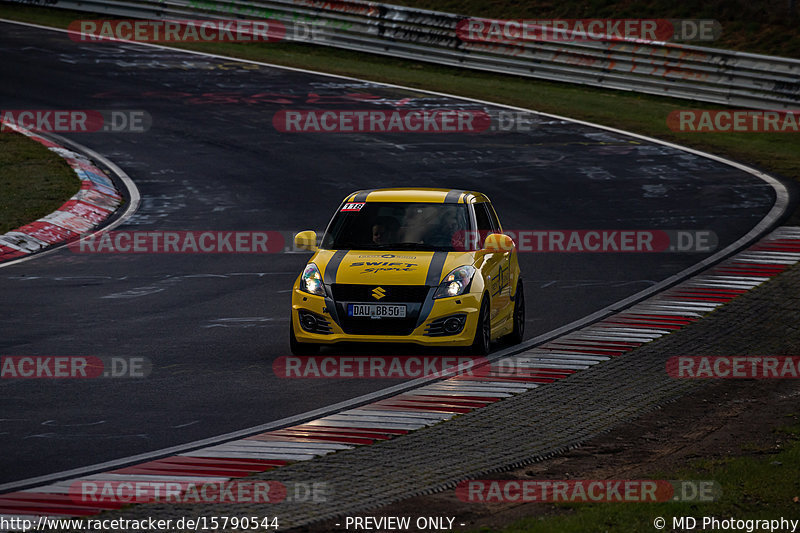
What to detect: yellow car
<box><xmin>290</xmin><ymin>188</ymin><xmax>524</xmax><ymax>355</ymax></box>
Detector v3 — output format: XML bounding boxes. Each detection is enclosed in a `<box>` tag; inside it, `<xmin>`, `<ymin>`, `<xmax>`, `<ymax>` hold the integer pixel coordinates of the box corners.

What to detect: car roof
<box><xmin>342</xmin><ymin>188</ymin><xmax>489</xmax><ymax>204</ymax></box>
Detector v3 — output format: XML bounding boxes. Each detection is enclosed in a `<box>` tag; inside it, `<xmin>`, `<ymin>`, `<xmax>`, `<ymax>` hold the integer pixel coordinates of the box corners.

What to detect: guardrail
<box><xmin>31</xmin><ymin>0</ymin><xmax>800</xmax><ymax>109</ymax></box>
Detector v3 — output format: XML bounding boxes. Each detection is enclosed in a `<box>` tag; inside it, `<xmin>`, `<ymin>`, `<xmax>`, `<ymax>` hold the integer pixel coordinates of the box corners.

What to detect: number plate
<box><xmin>348</xmin><ymin>304</ymin><xmax>407</xmax><ymax>318</ymax></box>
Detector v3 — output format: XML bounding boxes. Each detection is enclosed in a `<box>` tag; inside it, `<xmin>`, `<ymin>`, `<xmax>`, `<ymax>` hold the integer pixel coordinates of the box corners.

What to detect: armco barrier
<box><xmin>17</xmin><ymin>0</ymin><xmax>800</xmax><ymax>108</ymax></box>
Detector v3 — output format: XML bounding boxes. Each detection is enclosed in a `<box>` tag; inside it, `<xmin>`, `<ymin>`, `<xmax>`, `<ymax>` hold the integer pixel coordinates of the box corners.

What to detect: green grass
<box><xmin>0</xmin><ymin>128</ymin><xmax>79</xmax><ymax>234</ymax></box>
<box><xmin>463</xmin><ymin>424</ymin><xmax>800</xmax><ymax>533</ymax></box>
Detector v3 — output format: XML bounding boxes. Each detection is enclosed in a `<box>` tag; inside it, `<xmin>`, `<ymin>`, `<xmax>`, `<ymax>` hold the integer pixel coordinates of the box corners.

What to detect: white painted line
<box><xmin>647</xmin><ymin>303</ymin><xmax>721</xmax><ymax>312</ymax></box>
<box><xmin>596</xmin><ymin>324</ymin><xmax>674</xmax><ymax>332</ymax></box>
<box><xmin>562</xmin><ymin>333</ymin><xmax>651</xmax><ymax>342</ymax></box>
<box><xmin>211</xmin><ymin>440</ymin><xmax>350</xmax><ymax>450</ymax></box>
<box><xmin>577</xmin><ymin>327</ymin><xmax>665</xmax><ymax>337</ymax></box>
<box><xmin>437</xmin><ymin>380</ymin><xmax>539</xmax><ymax>390</ymax></box>
<box><xmin>723</xmin><ymin>258</ymin><xmax>795</xmax><ymax>265</ymax></box>
<box><xmin>740</xmin><ymin>251</ymin><xmax>800</xmax><ymax>259</ymax></box>
<box><xmin>181</xmin><ymin>450</ymin><xmax>317</xmax><ymax>460</ymax></box>
<box><xmin>423</xmin><ymin>384</ymin><xmax>529</xmax><ymax>394</ymax></box>
<box><xmin>524</xmin><ymin>350</ymin><xmax>612</xmax><ymax>359</ymax></box>
<box><xmin>697</xmin><ymin>275</ymin><xmax>772</xmax><ymax>282</ymax></box>
<box><xmin>649</xmin><ymin>298</ymin><xmax>723</xmax><ymax>306</ymax></box>
<box><xmin>203</xmin><ymin>445</ymin><xmax>345</xmax><ymax>455</ymax></box>
<box><xmin>625</xmin><ymin>307</ymin><xmax>704</xmax><ymax>317</ymax></box>
<box><xmin>347</xmin><ymin>409</ymin><xmax>454</xmax><ymax>420</ymax></box>
<box><xmin>547</xmin><ymin>339</ymin><xmax>635</xmax><ymax>347</ymax></box>
<box><xmin>321</xmin><ymin>415</ymin><xmax>431</xmax><ymax>426</ymax></box>
<box><xmin>69</xmin><ymin>473</ymin><xmax>228</xmax><ymax>483</ymax></box>
<box><xmin>408</xmin><ymin>386</ymin><xmax>512</xmax><ymax>394</ymax></box>
<box><xmin>513</xmin><ymin>355</ymin><xmax>604</xmax><ymax>365</ymax></box>
<box><xmin>500</xmin><ymin>362</ymin><xmax>590</xmax><ymax>370</ymax></box>
<box><xmin>684</xmin><ymin>282</ymin><xmax>763</xmax><ymax>289</ymax></box>
<box><xmin>301</xmin><ymin>419</ymin><xmax>427</xmax><ymax>430</ymax></box>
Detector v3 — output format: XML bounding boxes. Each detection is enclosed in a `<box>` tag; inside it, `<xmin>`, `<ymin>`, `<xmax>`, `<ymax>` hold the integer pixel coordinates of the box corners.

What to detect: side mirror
<box><xmin>294</xmin><ymin>230</ymin><xmax>318</xmax><ymax>252</ymax></box>
<box><xmin>483</xmin><ymin>233</ymin><xmax>515</xmax><ymax>253</ymax></box>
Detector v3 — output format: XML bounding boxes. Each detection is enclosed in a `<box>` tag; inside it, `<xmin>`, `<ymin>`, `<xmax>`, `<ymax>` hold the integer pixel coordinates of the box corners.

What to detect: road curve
<box><xmin>0</xmin><ymin>20</ymin><xmax>780</xmax><ymax>485</ymax></box>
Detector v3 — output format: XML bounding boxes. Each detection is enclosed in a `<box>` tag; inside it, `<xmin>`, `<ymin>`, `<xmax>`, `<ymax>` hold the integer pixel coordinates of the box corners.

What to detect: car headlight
<box><xmin>434</xmin><ymin>265</ymin><xmax>476</xmax><ymax>299</ymax></box>
<box><xmin>300</xmin><ymin>263</ymin><xmax>326</xmax><ymax>296</ymax></box>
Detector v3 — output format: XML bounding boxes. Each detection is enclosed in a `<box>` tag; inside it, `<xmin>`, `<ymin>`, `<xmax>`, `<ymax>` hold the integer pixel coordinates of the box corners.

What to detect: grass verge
<box><xmin>0</xmin><ymin>127</ymin><xmax>79</xmax><ymax>234</ymax></box>
<box><xmin>466</xmin><ymin>424</ymin><xmax>800</xmax><ymax>533</ymax></box>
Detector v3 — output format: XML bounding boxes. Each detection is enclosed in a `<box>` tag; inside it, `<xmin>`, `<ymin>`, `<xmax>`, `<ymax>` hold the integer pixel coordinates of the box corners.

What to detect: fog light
<box><xmin>443</xmin><ymin>316</ymin><xmax>464</xmax><ymax>334</ymax></box>
<box><xmin>300</xmin><ymin>312</ymin><xmax>317</xmax><ymax>331</ymax></box>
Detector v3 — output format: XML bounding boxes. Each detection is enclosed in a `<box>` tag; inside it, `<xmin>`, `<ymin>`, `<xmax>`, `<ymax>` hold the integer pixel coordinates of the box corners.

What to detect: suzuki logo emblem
<box><xmin>372</xmin><ymin>287</ymin><xmax>386</xmax><ymax>300</ymax></box>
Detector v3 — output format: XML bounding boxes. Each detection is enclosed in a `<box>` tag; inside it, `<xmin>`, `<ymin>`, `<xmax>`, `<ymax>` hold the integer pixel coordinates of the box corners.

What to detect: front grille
<box><xmin>330</xmin><ymin>284</ymin><xmax>429</xmax><ymax>303</ymax></box>
<box><xmin>329</xmin><ymin>284</ymin><xmax>431</xmax><ymax>336</ymax></box>
<box><xmin>339</xmin><ymin>317</ymin><xmax>420</xmax><ymax>336</ymax></box>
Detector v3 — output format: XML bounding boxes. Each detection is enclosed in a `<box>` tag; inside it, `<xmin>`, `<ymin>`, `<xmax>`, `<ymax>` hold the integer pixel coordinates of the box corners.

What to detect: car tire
<box><xmin>507</xmin><ymin>279</ymin><xmax>525</xmax><ymax>345</ymax></box>
<box><xmin>290</xmin><ymin>319</ymin><xmax>319</xmax><ymax>356</ymax></box>
<box><xmin>470</xmin><ymin>295</ymin><xmax>491</xmax><ymax>356</ymax></box>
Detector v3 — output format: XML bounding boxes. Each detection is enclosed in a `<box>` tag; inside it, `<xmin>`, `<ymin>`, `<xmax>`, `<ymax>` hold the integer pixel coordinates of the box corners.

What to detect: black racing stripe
<box><xmin>353</xmin><ymin>190</ymin><xmax>373</xmax><ymax>203</ymax></box>
<box><xmin>323</xmin><ymin>250</ymin><xmax>349</xmax><ymax>327</ymax></box>
<box><xmin>416</xmin><ymin>251</ymin><xmax>449</xmax><ymax>327</ymax></box>
<box><xmin>444</xmin><ymin>190</ymin><xmax>464</xmax><ymax>204</ymax></box>
<box><xmin>324</xmin><ymin>296</ymin><xmax>341</xmax><ymax>326</ymax></box>
<box><xmin>324</xmin><ymin>250</ymin><xmax>348</xmax><ymax>285</ymax></box>
<box><xmin>415</xmin><ymin>287</ymin><xmax>438</xmax><ymax>328</ymax></box>
<box><xmin>425</xmin><ymin>251</ymin><xmax>449</xmax><ymax>287</ymax></box>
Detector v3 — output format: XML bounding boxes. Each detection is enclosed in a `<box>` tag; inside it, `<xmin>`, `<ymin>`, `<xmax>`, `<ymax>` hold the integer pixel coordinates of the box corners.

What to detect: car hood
<box><xmin>311</xmin><ymin>250</ymin><xmax>476</xmax><ymax>286</ymax></box>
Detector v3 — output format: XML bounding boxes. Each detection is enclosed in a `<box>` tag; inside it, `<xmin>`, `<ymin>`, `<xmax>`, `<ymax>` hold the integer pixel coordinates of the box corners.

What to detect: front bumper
<box><xmin>291</xmin><ymin>287</ymin><xmax>481</xmax><ymax>346</ymax></box>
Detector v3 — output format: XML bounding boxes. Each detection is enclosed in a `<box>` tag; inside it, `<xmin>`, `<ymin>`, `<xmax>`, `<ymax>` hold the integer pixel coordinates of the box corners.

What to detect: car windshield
<box><xmin>321</xmin><ymin>202</ymin><xmax>470</xmax><ymax>252</ymax></box>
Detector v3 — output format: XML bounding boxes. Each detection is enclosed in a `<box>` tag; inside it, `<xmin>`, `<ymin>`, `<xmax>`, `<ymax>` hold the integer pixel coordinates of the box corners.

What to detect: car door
<box><xmin>473</xmin><ymin>202</ymin><xmax>512</xmax><ymax>332</ymax></box>
<box><xmin>485</xmin><ymin>202</ymin><xmax>514</xmax><ymax>326</ymax></box>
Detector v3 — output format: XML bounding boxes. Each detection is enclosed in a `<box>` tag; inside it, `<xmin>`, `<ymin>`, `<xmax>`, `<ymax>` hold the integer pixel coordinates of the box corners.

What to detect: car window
<box><xmin>322</xmin><ymin>202</ymin><xmax>469</xmax><ymax>251</ymax></box>
<box><xmin>474</xmin><ymin>203</ymin><xmax>493</xmax><ymax>233</ymax></box>
<box><xmin>471</xmin><ymin>202</ymin><xmax>504</xmax><ymax>250</ymax></box>
<box><xmin>485</xmin><ymin>202</ymin><xmax>501</xmax><ymax>232</ymax></box>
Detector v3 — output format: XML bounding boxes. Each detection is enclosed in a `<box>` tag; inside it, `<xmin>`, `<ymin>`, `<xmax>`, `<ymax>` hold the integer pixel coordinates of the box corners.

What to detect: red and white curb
<box><xmin>1</xmin><ymin>226</ymin><xmax>798</xmax><ymax>522</ymax></box>
<box><xmin>0</xmin><ymin>122</ymin><xmax>121</xmax><ymax>263</ymax></box>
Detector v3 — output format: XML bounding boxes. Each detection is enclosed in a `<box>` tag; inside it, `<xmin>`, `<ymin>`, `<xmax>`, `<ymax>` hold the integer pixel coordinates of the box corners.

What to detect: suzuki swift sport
<box><xmin>290</xmin><ymin>188</ymin><xmax>524</xmax><ymax>355</ymax></box>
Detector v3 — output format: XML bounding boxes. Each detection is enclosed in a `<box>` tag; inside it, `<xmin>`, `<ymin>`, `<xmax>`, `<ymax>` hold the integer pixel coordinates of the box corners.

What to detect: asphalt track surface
<box><xmin>0</xmin><ymin>21</ymin><xmax>780</xmax><ymax>486</ymax></box>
